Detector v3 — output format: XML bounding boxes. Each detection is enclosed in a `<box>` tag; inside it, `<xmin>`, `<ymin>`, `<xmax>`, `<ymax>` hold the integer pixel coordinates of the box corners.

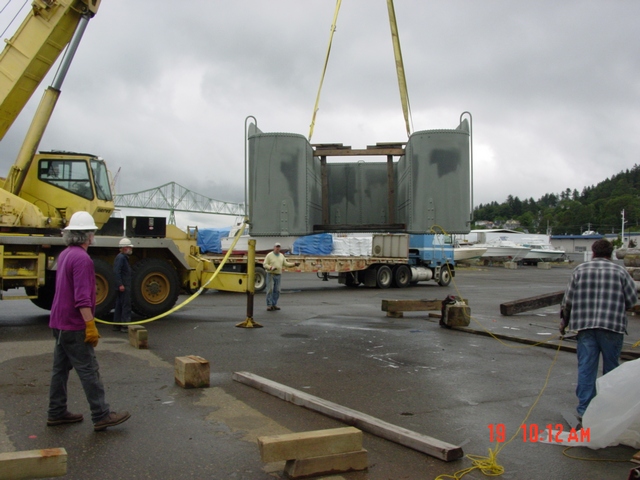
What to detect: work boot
<box><xmin>47</xmin><ymin>411</ymin><xmax>84</xmax><ymax>426</ymax></box>
<box><xmin>273</xmin><ymin>306</ymin><xmax>281</xmax><ymax>310</ymax></box>
<box><xmin>94</xmin><ymin>411</ymin><xmax>131</xmax><ymax>432</ymax></box>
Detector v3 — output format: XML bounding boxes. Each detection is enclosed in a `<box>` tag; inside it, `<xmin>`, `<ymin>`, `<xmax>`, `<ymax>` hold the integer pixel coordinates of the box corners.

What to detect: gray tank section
<box><xmin>248</xmin><ymin>120</ymin><xmax>471</xmax><ymax>236</ymax></box>
<box><xmin>397</xmin><ymin>120</ymin><xmax>471</xmax><ymax>234</ymax></box>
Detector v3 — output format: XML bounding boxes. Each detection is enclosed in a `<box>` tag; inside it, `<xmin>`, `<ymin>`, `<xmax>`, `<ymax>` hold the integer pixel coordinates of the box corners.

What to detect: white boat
<box><xmin>477</xmin><ymin>239</ymin><xmax>531</xmax><ymax>261</ymax></box>
<box><xmin>454</xmin><ymin>245</ymin><xmax>487</xmax><ymax>261</ymax></box>
<box><xmin>521</xmin><ymin>240</ymin><xmax>565</xmax><ymax>262</ymax></box>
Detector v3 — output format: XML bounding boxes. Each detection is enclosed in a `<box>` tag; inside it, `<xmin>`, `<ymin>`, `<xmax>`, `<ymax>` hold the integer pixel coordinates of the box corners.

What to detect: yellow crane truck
<box><xmin>0</xmin><ymin>0</ymin><xmax>247</xmax><ymax>319</ymax></box>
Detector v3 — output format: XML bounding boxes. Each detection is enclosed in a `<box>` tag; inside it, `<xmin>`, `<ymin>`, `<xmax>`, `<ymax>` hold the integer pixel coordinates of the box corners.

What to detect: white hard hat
<box><xmin>63</xmin><ymin>211</ymin><xmax>98</xmax><ymax>231</ymax></box>
<box><xmin>119</xmin><ymin>238</ymin><xmax>133</xmax><ymax>247</ymax></box>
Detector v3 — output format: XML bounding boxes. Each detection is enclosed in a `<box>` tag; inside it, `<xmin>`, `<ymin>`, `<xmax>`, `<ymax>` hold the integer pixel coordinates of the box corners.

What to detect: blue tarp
<box><xmin>197</xmin><ymin>227</ymin><xmax>231</xmax><ymax>254</ymax></box>
<box><xmin>292</xmin><ymin>233</ymin><xmax>333</xmax><ymax>255</ymax></box>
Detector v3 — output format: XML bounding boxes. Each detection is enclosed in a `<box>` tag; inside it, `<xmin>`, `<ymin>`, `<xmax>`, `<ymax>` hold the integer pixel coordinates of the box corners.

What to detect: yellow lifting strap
<box><xmin>308</xmin><ymin>0</ymin><xmax>412</xmax><ymax>141</ymax></box>
<box><xmin>308</xmin><ymin>0</ymin><xmax>342</xmax><ymax>142</ymax></box>
<box><xmin>386</xmin><ymin>0</ymin><xmax>413</xmax><ymax>137</ymax></box>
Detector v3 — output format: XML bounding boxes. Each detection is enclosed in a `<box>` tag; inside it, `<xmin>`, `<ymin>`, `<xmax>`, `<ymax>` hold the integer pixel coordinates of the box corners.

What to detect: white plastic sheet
<box><xmin>543</xmin><ymin>358</ymin><xmax>640</xmax><ymax>449</ymax></box>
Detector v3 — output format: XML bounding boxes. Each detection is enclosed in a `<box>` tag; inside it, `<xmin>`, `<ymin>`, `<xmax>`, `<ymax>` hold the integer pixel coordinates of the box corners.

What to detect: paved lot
<box><xmin>1</xmin><ymin>262</ymin><xmax>639</xmax><ymax>479</ymax></box>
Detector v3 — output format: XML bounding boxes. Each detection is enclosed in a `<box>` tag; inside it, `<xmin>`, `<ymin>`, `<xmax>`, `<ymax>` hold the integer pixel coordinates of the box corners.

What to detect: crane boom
<box><xmin>0</xmin><ymin>0</ymin><xmax>100</xmax><ymax>142</ymax></box>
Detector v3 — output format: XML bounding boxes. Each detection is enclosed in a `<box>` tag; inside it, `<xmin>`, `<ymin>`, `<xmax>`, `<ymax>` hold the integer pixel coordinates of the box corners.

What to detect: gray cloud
<box><xmin>1</xmin><ymin>0</ymin><xmax>638</xmax><ymax>230</ymax></box>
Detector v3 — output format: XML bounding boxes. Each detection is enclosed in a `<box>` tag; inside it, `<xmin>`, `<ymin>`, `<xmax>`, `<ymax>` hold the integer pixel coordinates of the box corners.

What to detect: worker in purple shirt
<box><xmin>561</xmin><ymin>238</ymin><xmax>637</xmax><ymax>419</ymax></box>
<box><xmin>47</xmin><ymin>211</ymin><xmax>131</xmax><ymax>432</ymax></box>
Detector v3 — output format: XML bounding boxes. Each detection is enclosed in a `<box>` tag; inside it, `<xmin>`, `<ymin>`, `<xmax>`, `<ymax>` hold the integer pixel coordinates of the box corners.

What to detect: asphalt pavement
<box><xmin>1</xmin><ymin>262</ymin><xmax>639</xmax><ymax>479</ymax></box>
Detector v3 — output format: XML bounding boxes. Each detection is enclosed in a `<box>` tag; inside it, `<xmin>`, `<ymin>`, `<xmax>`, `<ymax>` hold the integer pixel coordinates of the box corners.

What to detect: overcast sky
<box><xmin>1</xmin><ymin>1</ymin><xmax>638</xmax><ymax>229</ymax></box>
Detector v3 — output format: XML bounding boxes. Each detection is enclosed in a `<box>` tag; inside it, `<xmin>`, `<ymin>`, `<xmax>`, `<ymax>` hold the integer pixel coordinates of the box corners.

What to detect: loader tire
<box><xmin>94</xmin><ymin>258</ymin><xmax>118</xmax><ymax>318</ymax></box>
<box><xmin>131</xmin><ymin>258</ymin><xmax>180</xmax><ymax>317</ymax></box>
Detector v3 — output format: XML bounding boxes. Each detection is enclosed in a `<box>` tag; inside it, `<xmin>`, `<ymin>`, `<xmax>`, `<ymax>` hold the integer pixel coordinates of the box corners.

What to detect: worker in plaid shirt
<box><xmin>561</xmin><ymin>239</ymin><xmax>637</xmax><ymax>418</ymax></box>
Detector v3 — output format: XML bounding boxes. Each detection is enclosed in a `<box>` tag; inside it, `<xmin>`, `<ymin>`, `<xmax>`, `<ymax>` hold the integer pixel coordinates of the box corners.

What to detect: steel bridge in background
<box><xmin>114</xmin><ymin>182</ymin><xmax>245</xmax><ymax>225</ymax></box>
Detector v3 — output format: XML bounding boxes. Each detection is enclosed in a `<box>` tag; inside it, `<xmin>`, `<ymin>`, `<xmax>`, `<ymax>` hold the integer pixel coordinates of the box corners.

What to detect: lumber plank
<box><xmin>232</xmin><ymin>372</ymin><xmax>463</xmax><ymax>462</ymax></box>
<box><xmin>449</xmin><ymin>325</ymin><xmax>640</xmax><ymax>360</ymax></box>
<box><xmin>0</xmin><ymin>448</ymin><xmax>67</xmax><ymax>480</ymax></box>
<box><xmin>381</xmin><ymin>299</ymin><xmax>442</xmax><ymax>313</ymax></box>
<box><xmin>284</xmin><ymin>449</ymin><xmax>368</xmax><ymax>478</ymax></box>
<box><xmin>499</xmin><ymin>291</ymin><xmax>564</xmax><ymax>316</ymax></box>
<box><xmin>258</xmin><ymin>427</ymin><xmax>362</xmax><ymax>462</ymax></box>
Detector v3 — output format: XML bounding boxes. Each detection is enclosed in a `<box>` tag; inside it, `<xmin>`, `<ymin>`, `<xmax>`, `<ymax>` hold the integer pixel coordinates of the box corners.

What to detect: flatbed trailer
<box><xmin>205</xmin><ymin>233</ymin><xmax>455</xmax><ymax>292</ymax></box>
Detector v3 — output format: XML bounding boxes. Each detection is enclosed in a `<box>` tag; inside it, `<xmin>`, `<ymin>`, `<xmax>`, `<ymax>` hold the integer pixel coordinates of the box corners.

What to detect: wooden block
<box><xmin>128</xmin><ymin>325</ymin><xmax>148</xmax><ymax>349</ymax></box>
<box><xmin>499</xmin><ymin>291</ymin><xmax>564</xmax><ymax>316</ymax></box>
<box><xmin>284</xmin><ymin>449</ymin><xmax>368</xmax><ymax>478</ymax></box>
<box><xmin>443</xmin><ymin>305</ymin><xmax>470</xmax><ymax>327</ymax></box>
<box><xmin>259</xmin><ymin>427</ymin><xmax>362</xmax><ymax>463</ymax></box>
<box><xmin>0</xmin><ymin>448</ymin><xmax>67</xmax><ymax>480</ymax></box>
<box><xmin>381</xmin><ymin>299</ymin><xmax>442</xmax><ymax>314</ymax></box>
<box><xmin>537</xmin><ymin>262</ymin><xmax>551</xmax><ymax>270</ymax></box>
<box><xmin>504</xmin><ymin>261</ymin><xmax>518</xmax><ymax>269</ymax></box>
<box><xmin>234</xmin><ymin>372</ymin><xmax>463</xmax><ymax>462</ymax></box>
<box><xmin>175</xmin><ymin>355</ymin><xmax>210</xmax><ymax>388</ymax></box>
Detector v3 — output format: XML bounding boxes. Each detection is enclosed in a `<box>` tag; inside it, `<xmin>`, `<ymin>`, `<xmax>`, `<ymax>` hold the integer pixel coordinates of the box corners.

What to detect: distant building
<box><xmin>504</xmin><ymin>219</ymin><xmax>521</xmax><ymax>230</ymax></box>
<box><xmin>551</xmin><ymin>233</ymin><xmax>640</xmax><ymax>254</ymax></box>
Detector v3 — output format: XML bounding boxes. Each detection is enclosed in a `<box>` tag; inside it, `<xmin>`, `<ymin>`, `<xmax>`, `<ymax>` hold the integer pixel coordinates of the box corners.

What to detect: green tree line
<box><xmin>473</xmin><ymin>165</ymin><xmax>640</xmax><ymax>235</ymax></box>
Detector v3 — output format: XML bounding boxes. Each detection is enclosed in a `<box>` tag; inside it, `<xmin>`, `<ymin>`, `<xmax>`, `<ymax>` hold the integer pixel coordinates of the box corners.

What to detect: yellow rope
<box><xmin>308</xmin><ymin>0</ymin><xmax>342</xmax><ymax>142</ymax></box>
<box><xmin>430</xmin><ymin>224</ymin><xmax>569</xmax><ymax>479</ymax></box>
<box><xmin>95</xmin><ymin>221</ymin><xmax>247</xmax><ymax>326</ymax></box>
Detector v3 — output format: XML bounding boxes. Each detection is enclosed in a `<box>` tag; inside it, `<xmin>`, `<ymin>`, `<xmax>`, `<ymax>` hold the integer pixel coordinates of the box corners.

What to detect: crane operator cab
<box><xmin>1</xmin><ymin>150</ymin><xmax>114</xmax><ymax>231</ymax></box>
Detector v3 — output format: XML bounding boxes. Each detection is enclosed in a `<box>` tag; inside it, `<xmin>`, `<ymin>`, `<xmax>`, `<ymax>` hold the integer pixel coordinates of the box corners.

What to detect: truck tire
<box><xmin>254</xmin><ymin>266</ymin><xmax>266</xmax><ymax>292</ymax></box>
<box><xmin>438</xmin><ymin>266</ymin><xmax>453</xmax><ymax>287</ymax></box>
<box><xmin>131</xmin><ymin>258</ymin><xmax>180</xmax><ymax>317</ymax></box>
<box><xmin>376</xmin><ymin>265</ymin><xmax>393</xmax><ymax>289</ymax></box>
<box><xmin>27</xmin><ymin>271</ymin><xmax>57</xmax><ymax>311</ymax></box>
<box><xmin>94</xmin><ymin>258</ymin><xmax>118</xmax><ymax>319</ymax></box>
<box><xmin>392</xmin><ymin>265</ymin><xmax>411</xmax><ymax>288</ymax></box>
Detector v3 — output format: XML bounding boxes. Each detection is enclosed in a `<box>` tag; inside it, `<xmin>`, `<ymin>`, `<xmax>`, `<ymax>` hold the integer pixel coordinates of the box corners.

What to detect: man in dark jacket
<box><xmin>113</xmin><ymin>237</ymin><xmax>133</xmax><ymax>332</ymax></box>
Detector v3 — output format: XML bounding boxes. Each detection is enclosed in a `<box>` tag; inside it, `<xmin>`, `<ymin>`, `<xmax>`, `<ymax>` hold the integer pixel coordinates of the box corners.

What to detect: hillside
<box><xmin>473</xmin><ymin>165</ymin><xmax>640</xmax><ymax>235</ymax></box>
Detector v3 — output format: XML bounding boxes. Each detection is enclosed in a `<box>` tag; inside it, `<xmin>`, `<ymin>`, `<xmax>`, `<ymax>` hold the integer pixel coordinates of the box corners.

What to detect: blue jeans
<box><xmin>48</xmin><ymin>329</ymin><xmax>110</xmax><ymax>423</ymax></box>
<box><xmin>576</xmin><ymin>328</ymin><xmax>624</xmax><ymax>416</ymax></box>
<box><xmin>266</xmin><ymin>273</ymin><xmax>281</xmax><ymax>307</ymax></box>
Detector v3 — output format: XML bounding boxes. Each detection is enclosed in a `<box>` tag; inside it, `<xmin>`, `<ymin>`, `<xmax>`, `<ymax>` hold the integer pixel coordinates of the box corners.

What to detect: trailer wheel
<box><xmin>254</xmin><ymin>266</ymin><xmax>266</xmax><ymax>292</ymax></box>
<box><xmin>376</xmin><ymin>265</ymin><xmax>393</xmax><ymax>289</ymax></box>
<box><xmin>27</xmin><ymin>271</ymin><xmax>57</xmax><ymax>311</ymax></box>
<box><xmin>94</xmin><ymin>258</ymin><xmax>117</xmax><ymax>318</ymax></box>
<box><xmin>131</xmin><ymin>258</ymin><xmax>180</xmax><ymax>317</ymax></box>
<box><xmin>392</xmin><ymin>265</ymin><xmax>411</xmax><ymax>288</ymax></box>
<box><xmin>438</xmin><ymin>265</ymin><xmax>453</xmax><ymax>287</ymax></box>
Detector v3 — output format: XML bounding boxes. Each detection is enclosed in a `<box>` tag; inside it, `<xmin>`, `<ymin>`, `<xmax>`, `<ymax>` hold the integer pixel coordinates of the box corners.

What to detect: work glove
<box><xmin>85</xmin><ymin>320</ymin><xmax>100</xmax><ymax>347</ymax></box>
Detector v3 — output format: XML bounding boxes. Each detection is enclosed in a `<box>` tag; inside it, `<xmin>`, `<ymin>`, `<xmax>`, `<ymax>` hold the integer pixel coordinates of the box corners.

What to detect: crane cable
<box><xmin>308</xmin><ymin>0</ymin><xmax>413</xmax><ymax>141</ymax></box>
